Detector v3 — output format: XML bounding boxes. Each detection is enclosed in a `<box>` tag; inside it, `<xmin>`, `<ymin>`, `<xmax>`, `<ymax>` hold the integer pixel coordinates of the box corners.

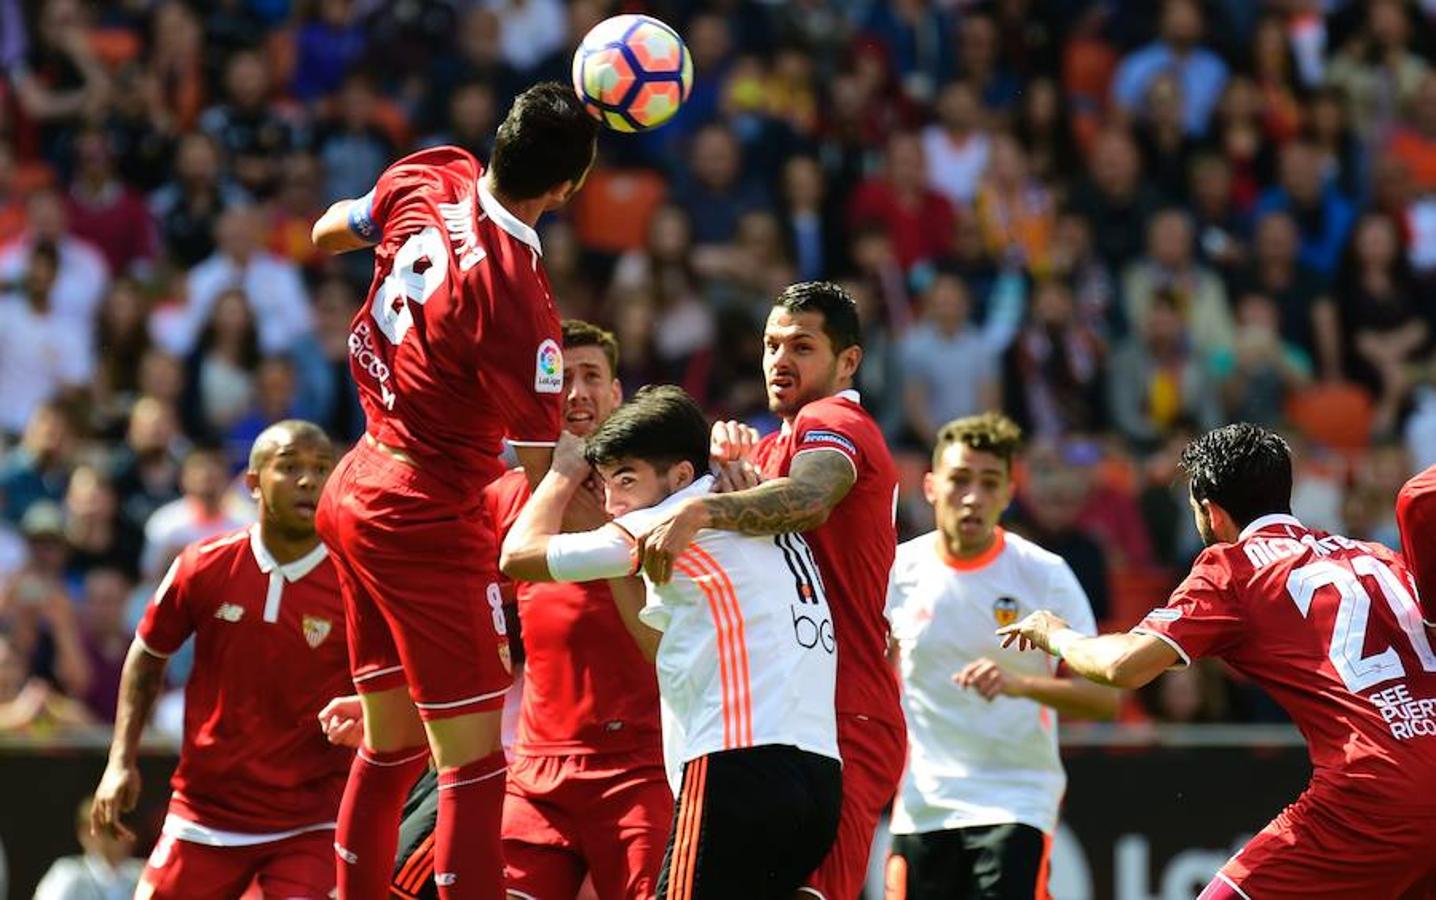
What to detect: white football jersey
<box><xmin>546</xmin><ymin>475</ymin><xmax>840</xmax><ymax>790</ymax></box>
<box><xmin>887</xmin><ymin>528</ymin><xmax>1097</xmax><ymax>835</ymax></box>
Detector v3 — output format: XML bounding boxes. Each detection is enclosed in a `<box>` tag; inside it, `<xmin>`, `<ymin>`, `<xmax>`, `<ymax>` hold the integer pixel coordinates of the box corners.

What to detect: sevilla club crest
<box><xmin>302</xmin><ymin>615</ymin><xmax>333</xmax><ymax>648</ymax></box>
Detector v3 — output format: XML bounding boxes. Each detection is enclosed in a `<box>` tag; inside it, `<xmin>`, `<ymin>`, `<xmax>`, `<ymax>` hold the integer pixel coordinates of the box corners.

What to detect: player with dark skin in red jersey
<box><xmin>309</xmin><ymin>82</ymin><xmax>599</xmax><ymax>899</ymax></box>
<box><xmin>637</xmin><ymin>281</ymin><xmax>904</xmax><ymax>900</ymax></box>
<box><xmin>1002</xmin><ymin>423</ymin><xmax>1436</xmax><ymax>900</ymax></box>
<box><xmin>91</xmin><ymin>421</ymin><xmax>351</xmax><ymax>900</ymax></box>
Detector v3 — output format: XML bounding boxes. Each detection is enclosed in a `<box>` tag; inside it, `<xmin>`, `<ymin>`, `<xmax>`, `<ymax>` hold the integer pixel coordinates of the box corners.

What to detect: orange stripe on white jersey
<box><xmin>688</xmin><ymin>544</ymin><xmax>753</xmax><ymax>745</ymax></box>
<box><xmin>675</xmin><ymin>555</ymin><xmax>739</xmax><ymax>747</ymax></box>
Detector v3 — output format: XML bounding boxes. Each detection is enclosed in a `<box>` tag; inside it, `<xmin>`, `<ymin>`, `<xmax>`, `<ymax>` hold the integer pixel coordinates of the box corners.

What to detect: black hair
<box><xmin>773</xmin><ymin>281</ymin><xmax>863</xmax><ymax>351</ymax></box>
<box><xmin>490</xmin><ymin>82</ymin><xmax>600</xmax><ymax>201</ymax></box>
<box><xmin>1179</xmin><ymin>423</ymin><xmax>1293</xmax><ymax>528</ymax></box>
<box><xmin>562</xmin><ymin>319</ymin><xmax>620</xmax><ymax>378</ymax></box>
<box><xmin>584</xmin><ymin>385</ymin><xmax>709</xmax><ymax>478</ymax></box>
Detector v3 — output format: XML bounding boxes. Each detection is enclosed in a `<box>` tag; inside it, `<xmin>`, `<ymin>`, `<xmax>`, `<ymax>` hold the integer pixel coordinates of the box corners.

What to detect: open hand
<box><xmin>997</xmin><ymin>610</ymin><xmax>1069</xmax><ymax>654</ymax></box>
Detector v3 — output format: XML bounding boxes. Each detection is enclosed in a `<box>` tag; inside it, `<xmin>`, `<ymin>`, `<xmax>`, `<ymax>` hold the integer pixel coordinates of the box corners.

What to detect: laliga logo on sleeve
<box><xmin>535</xmin><ymin>339</ymin><xmax>563</xmax><ymax>394</ymax></box>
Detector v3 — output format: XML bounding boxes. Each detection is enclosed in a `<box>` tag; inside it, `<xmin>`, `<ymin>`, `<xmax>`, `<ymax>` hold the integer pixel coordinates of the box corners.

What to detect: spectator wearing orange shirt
<box><xmin>1386</xmin><ymin>73</ymin><xmax>1436</xmax><ymax>194</ymax></box>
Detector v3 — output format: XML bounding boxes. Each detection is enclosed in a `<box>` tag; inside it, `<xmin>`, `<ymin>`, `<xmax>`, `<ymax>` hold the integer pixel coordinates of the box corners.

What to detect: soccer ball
<box><xmin>572</xmin><ymin>15</ymin><xmax>693</xmax><ymax>133</ymax></box>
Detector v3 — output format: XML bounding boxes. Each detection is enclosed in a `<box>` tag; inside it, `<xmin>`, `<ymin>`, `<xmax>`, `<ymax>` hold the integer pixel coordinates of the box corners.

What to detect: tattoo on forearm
<box><xmin>702</xmin><ymin>450</ymin><xmax>855</xmax><ymax>536</ymax></box>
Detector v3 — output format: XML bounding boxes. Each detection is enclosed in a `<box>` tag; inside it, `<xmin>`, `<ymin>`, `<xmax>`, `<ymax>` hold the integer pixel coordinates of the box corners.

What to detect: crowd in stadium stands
<box><xmin>1</xmin><ymin>0</ymin><xmax>1436</xmax><ymax>739</ymax></box>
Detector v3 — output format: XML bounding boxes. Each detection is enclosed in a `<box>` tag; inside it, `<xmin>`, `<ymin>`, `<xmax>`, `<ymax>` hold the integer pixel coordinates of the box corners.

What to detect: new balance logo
<box><xmin>214</xmin><ymin>603</ymin><xmax>245</xmax><ymax>623</ymax></box>
<box><xmin>436</xmin><ymin>873</ymin><xmax>457</xmax><ymax>886</ymax></box>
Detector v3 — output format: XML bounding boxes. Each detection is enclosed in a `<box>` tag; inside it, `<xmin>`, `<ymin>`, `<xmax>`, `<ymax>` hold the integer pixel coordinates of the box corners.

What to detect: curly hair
<box><xmin>932</xmin><ymin>412</ymin><xmax>1024</xmax><ymax>471</ymax></box>
<box><xmin>1179</xmin><ymin>423</ymin><xmax>1292</xmax><ymax>528</ymax></box>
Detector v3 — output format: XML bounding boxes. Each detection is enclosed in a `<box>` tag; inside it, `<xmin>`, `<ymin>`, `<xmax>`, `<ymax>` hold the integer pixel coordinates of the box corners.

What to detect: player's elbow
<box><xmin>311</xmin><ymin>202</ymin><xmax>354</xmax><ymax>254</ymax></box>
<box><xmin>1103</xmin><ymin>657</ymin><xmax>1158</xmax><ymax>691</ymax></box>
<box><xmin>499</xmin><ymin>542</ymin><xmax>550</xmax><ymax>583</ymax></box>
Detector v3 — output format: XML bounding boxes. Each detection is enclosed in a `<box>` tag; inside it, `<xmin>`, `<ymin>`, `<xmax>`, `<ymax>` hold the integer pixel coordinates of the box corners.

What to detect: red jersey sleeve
<box><xmin>1396</xmin><ymin>465</ymin><xmax>1436</xmax><ymax>625</ymax></box>
<box><xmin>368</xmin><ymin>146</ymin><xmax>476</xmax><ymax>244</ymax></box>
<box><xmin>136</xmin><ymin>550</ymin><xmax>197</xmax><ymax>657</ymax></box>
<box><xmin>1132</xmin><ymin>547</ymin><xmax>1245</xmax><ymax>665</ymax></box>
<box><xmin>483</xmin><ymin>302</ymin><xmax>562</xmax><ymax>447</ymax></box>
<box><xmin>790</xmin><ymin>399</ymin><xmax>867</xmax><ymax>477</ymax></box>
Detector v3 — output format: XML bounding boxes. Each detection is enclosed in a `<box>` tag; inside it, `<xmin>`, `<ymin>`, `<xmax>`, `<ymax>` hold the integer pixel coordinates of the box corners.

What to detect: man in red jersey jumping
<box><xmin>637</xmin><ymin>281</ymin><xmax>904</xmax><ymax>900</ymax></box>
<box><xmin>1001</xmin><ymin>423</ymin><xmax>1436</xmax><ymax>900</ymax></box>
<box><xmin>91</xmin><ymin>421</ymin><xmax>351</xmax><ymax>899</ymax></box>
<box><xmin>308</xmin><ymin>82</ymin><xmax>599</xmax><ymax>899</ymax></box>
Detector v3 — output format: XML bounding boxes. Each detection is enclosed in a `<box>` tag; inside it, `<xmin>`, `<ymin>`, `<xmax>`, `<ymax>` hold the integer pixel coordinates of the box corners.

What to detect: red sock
<box><xmin>334</xmin><ymin>745</ymin><xmax>430</xmax><ymax>900</ymax></box>
<box><xmin>432</xmin><ymin>751</ymin><xmax>507</xmax><ymax>899</ymax></box>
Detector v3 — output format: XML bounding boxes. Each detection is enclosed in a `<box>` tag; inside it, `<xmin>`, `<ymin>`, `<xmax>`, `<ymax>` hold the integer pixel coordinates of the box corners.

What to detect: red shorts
<box><xmin>1204</xmin><ymin>790</ymin><xmax>1436</xmax><ymax>900</ymax></box>
<box><xmin>804</xmin><ymin>713</ymin><xmax>907</xmax><ymax>900</ymax></box>
<box><xmin>317</xmin><ymin>441</ymin><xmax>511</xmax><ymax>720</ymax></box>
<box><xmin>502</xmin><ymin>748</ymin><xmax>673</xmax><ymax>900</ymax></box>
<box><xmin>138</xmin><ymin>828</ymin><xmax>333</xmax><ymax>900</ymax></box>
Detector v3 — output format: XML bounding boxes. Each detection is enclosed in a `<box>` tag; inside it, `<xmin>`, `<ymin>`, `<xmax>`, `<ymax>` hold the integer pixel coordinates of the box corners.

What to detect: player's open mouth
<box><xmin>294</xmin><ymin>501</ymin><xmax>317</xmax><ymax>516</ymax></box>
<box><xmin>566</xmin><ymin>411</ymin><xmax>594</xmax><ymax>425</ymax></box>
<box><xmin>770</xmin><ymin>376</ymin><xmax>796</xmax><ymax>391</ymax></box>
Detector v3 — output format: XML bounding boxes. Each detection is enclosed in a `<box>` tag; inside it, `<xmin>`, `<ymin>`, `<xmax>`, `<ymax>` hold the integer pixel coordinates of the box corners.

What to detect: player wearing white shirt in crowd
<box><xmin>500</xmin><ymin>385</ymin><xmax>841</xmax><ymax>900</ymax></box>
<box><xmin>886</xmin><ymin>413</ymin><xmax>1118</xmax><ymax>900</ymax></box>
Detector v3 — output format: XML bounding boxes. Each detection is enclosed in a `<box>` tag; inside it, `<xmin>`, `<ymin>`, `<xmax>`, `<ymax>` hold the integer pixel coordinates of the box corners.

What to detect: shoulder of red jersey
<box><xmin>184</xmin><ymin>527</ymin><xmax>254</xmax><ymax>573</ymax></box>
<box><xmin>791</xmin><ymin>393</ymin><xmax>889</xmax><ymax>473</ymax></box>
<box><xmin>367</xmin><ymin>145</ymin><xmax>483</xmax><ymax>233</ymax></box>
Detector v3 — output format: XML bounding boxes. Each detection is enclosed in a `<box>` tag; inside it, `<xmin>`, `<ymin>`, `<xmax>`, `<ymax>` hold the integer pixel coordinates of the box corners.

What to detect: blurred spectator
<box><xmin>109</xmin><ymin>396</ymin><xmax>184</xmax><ymax>536</ymax></box>
<box><xmin>1139</xmin><ymin>662</ymin><xmax>1230</xmax><ymax>723</ymax></box>
<box><xmin>1326</xmin><ymin>0</ymin><xmax>1431</xmax><ymax>140</ymax></box>
<box><xmin>1011</xmin><ymin>442</ymin><xmax>1110</xmax><ymax>620</ymax></box>
<box><xmin>425</xmin><ymin>7</ymin><xmax>521</xmax><ymax>128</ymax></box>
<box><xmin>92</xmin><ymin>278</ymin><xmax>153</xmax><ymax>433</ymax></box>
<box><xmin>1013</xmin><ymin>77</ymin><xmax>1079</xmax><ymax>184</ymax></box>
<box><xmin>419</xmin><ymin>80</ymin><xmax>497</xmax><ymax>160</ymax></box>
<box><xmin>74</xmin><ymin>567</ymin><xmax>131</xmax><ymax>723</ymax></box>
<box><xmin>1253</xmin><ymin>140</ymin><xmax>1356</xmax><ymax>277</ymax></box>
<box><xmin>953</xmin><ymin>12</ymin><xmax>1021</xmax><ymax>113</ymax></box>
<box><xmin>1065</xmin><ymin>128</ymin><xmax>1162</xmax><ymax>275</ymax></box>
<box><xmin>0</xmin><ymin>403</ymin><xmax>75</xmax><ymax>524</ymax></box>
<box><xmin>175</xmin><ymin>206</ymin><xmax>312</xmax><ymax>357</ymax></box>
<box><xmin>1211</xmin><ymin>291</ymin><xmax>1314</xmax><ymax>425</ymax></box>
<box><xmin>1250</xmin><ymin>16</ymin><xmax>1304</xmax><ymax>147</ymax></box>
<box><xmin>1386</xmin><ymin>72</ymin><xmax>1436</xmax><ymax>194</ymax></box>
<box><xmin>1109</xmin><ymin>293</ymin><xmax>1219</xmax><ymax>448</ymax></box>
<box><xmin>148</xmin><ymin>131</ymin><xmax>250</xmax><ymax>269</ymax></box>
<box><xmin>3</xmin><ymin>501</ymin><xmax>91</xmax><ymax>704</ymax></box>
<box><xmin>290</xmin><ymin>277</ymin><xmax>364</xmax><ymax>442</ymax></box>
<box><xmin>1337</xmin><ymin>213</ymin><xmax>1428</xmax><ymax>435</ymax></box>
<box><xmin>7</xmin><ymin>0</ymin><xmax>111</xmax><ymax>162</ymax></box>
<box><xmin>0</xmin><ymin>634</ymin><xmax>93</xmax><ymax>735</ymax></box>
<box><xmin>1208</xmin><ymin>77</ymin><xmax>1271</xmax><ymax>213</ymax></box>
<box><xmin>138</xmin><ymin>447</ymin><xmax>249</xmax><ymax>581</ymax></box>
<box><xmin>315</xmin><ymin>72</ymin><xmax>395</xmax><ymax>205</ymax></box>
<box><xmin>1111</xmin><ymin>0</ymin><xmax>1229</xmax><ymax>136</ymax></box>
<box><xmin>972</xmin><ymin>134</ymin><xmax>1055</xmax><ymax>274</ymax></box>
<box><xmin>780</xmin><ymin>155</ymin><xmax>845</xmax><ymax>282</ymax></box>
<box><xmin>1306</xmin><ymin>86</ymin><xmax>1366</xmax><ymax>205</ymax></box>
<box><xmin>919</xmin><ymin>80</ymin><xmax>990</xmax><ymax>211</ymax></box>
<box><xmin>1122</xmin><ymin>209</ymin><xmax>1234</xmax><ymax>356</ymax></box>
<box><xmin>861</xmin><ymin>0</ymin><xmax>954</xmax><ymax>105</ymax></box>
<box><xmin>0</xmin><ymin>240</ymin><xmax>92</xmax><ymax>436</ymax></box>
<box><xmin>143</xmin><ymin>1</ymin><xmax>205</xmax><ymax>132</ymax></box>
<box><xmin>1004</xmin><ymin>278</ymin><xmax>1107</xmax><ymax>440</ymax></box>
<box><xmin>292</xmin><ymin>0</ymin><xmax>367</xmax><ymax>102</ymax></box>
<box><xmin>180</xmin><ymin>288</ymin><xmax>260</xmax><ymax>441</ymax></box>
<box><xmin>63</xmin><ymin>126</ymin><xmax>157</xmax><ymax>276</ymax></box>
<box><xmin>224</xmin><ymin>356</ymin><xmax>301</xmax><ymax>469</ymax></box>
<box><xmin>849</xmin><ymin>131</ymin><xmax>956</xmax><ymax>273</ymax></box>
<box><xmin>0</xmin><ymin>143</ymin><xmax>25</xmax><ymax>245</ymax></box>
<box><xmin>1187</xmin><ymin>154</ymin><xmax>1248</xmax><ymax>284</ymax></box>
<box><xmin>1237</xmin><ymin>212</ymin><xmax>1340</xmax><ymax>379</ymax></box>
<box><xmin>62</xmin><ymin>465</ymin><xmax>141</xmax><ymax>582</ymax></box>
<box><xmin>30</xmin><ymin>795</ymin><xmax>142</xmax><ymax>899</ymax></box>
<box><xmin>1047</xmin><ymin>213</ymin><xmax>1116</xmax><ymax>336</ymax></box>
<box><xmin>1133</xmin><ymin>74</ymin><xmax>1200</xmax><ymax>203</ymax></box>
<box><xmin>674</xmin><ymin>123</ymin><xmax>770</xmax><ymax>247</ymax></box>
<box><xmin>0</xmin><ymin>188</ymin><xmax>109</xmax><ymax>336</ymax></box>
<box><xmin>486</xmin><ymin>0</ymin><xmax>568</xmax><ymax>75</ymax></box>
<box><xmin>899</xmin><ymin>270</ymin><xmax>1024</xmax><ymax>445</ymax></box>
<box><xmin>198</xmin><ymin>49</ymin><xmax>299</xmax><ymax>198</ymax></box>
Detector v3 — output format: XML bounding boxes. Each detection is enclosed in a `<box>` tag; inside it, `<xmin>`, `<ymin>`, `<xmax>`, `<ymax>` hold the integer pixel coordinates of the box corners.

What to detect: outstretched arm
<box><xmin>637</xmin><ymin>448</ymin><xmax>854</xmax><ymax>583</ymax></box>
<box><xmin>312</xmin><ymin>190</ymin><xmax>379</xmax><ymax>254</ymax></box>
<box><xmin>998</xmin><ymin>611</ymin><xmax>1179</xmax><ymax>690</ymax></box>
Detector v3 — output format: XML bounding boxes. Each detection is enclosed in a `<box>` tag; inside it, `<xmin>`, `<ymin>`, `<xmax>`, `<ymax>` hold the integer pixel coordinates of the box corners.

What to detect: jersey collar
<box><xmin>1238</xmin><ymin>513</ymin><xmax>1303</xmax><ymax>541</ymax></box>
<box><xmin>936</xmin><ymin>527</ymin><xmax>1007</xmax><ymax>572</ymax></box>
<box><xmin>781</xmin><ymin>389</ymin><xmax>863</xmax><ymax>435</ymax></box>
<box><xmin>477</xmin><ymin>178</ymin><xmax>543</xmax><ymax>256</ymax></box>
<box><xmin>249</xmin><ymin>525</ymin><xmax>329</xmax><ymax>582</ymax></box>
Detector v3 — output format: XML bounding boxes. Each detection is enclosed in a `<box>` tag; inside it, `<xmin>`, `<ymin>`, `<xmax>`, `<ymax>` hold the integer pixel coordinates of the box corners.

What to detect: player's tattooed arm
<box><xmin>700</xmin><ymin>448</ymin><xmax>856</xmax><ymax>536</ymax></box>
<box><xmin>636</xmin><ymin>448</ymin><xmax>854</xmax><ymax>584</ymax></box>
<box><xmin>92</xmin><ymin>640</ymin><xmax>168</xmax><ymax>839</ymax></box>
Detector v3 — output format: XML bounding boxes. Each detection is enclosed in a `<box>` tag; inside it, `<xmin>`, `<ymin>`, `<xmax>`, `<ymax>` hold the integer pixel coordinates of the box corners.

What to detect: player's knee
<box><xmin>359</xmin><ymin>687</ymin><xmax>427</xmax><ymax>752</ymax></box>
<box><xmin>424</xmin><ymin>709</ymin><xmax>504</xmax><ymax>768</ymax></box>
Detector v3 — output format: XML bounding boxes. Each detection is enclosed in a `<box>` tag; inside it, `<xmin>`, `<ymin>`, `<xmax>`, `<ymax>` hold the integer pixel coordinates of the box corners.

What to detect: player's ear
<box><xmin>610</xmin><ymin>378</ymin><xmax>623</xmax><ymax>406</ymax></box>
<box><xmin>923</xmin><ymin>471</ymin><xmax>938</xmax><ymax>506</ymax></box>
<box><xmin>837</xmin><ymin>344</ymin><xmax>863</xmax><ymax>381</ymax></box>
<box><xmin>243</xmin><ymin>469</ymin><xmax>260</xmax><ymax>502</ymax></box>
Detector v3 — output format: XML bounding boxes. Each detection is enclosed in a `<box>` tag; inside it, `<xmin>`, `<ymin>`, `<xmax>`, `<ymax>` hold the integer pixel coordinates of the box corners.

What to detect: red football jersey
<box><xmin>752</xmin><ymin>390</ymin><xmax>903</xmax><ymax>726</ymax></box>
<box><xmin>484</xmin><ymin>470</ymin><xmax>662</xmax><ymax>757</ymax></box>
<box><xmin>349</xmin><ymin>145</ymin><xmax>563</xmax><ymax>493</ymax></box>
<box><xmin>1396</xmin><ymin>465</ymin><xmax>1436</xmax><ymax>623</ymax></box>
<box><xmin>1136</xmin><ymin>514</ymin><xmax>1436</xmax><ymax>812</ymax></box>
<box><xmin>136</xmin><ymin>527</ymin><xmax>353</xmax><ymax>835</ymax></box>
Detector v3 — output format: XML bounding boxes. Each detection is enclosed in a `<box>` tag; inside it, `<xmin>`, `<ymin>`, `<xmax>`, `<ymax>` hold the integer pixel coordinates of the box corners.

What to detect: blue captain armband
<box><xmin>347</xmin><ymin>189</ymin><xmax>379</xmax><ymax>242</ymax></box>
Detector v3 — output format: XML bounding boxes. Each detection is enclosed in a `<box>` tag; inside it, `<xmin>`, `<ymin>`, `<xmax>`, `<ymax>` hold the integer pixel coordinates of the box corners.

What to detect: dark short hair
<box><xmin>561</xmin><ymin>319</ymin><xmax>619</xmax><ymax>379</ymax></box>
<box><xmin>773</xmin><ymin>281</ymin><xmax>863</xmax><ymax>351</ymax></box>
<box><xmin>1179</xmin><ymin>423</ymin><xmax>1293</xmax><ymax>528</ymax></box>
<box><xmin>490</xmin><ymin>82</ymin><xmax>600</xmax><ymax>200</ymax></box>
<box><xmin>933</xmin><ymin>412</ymin><xmax>1023</xmax><ymax>472</ymax></box>
<box><xmin>584</xmin><ymin>385</ymin><xmax>709</xmax><ymax>478</ymax></box>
